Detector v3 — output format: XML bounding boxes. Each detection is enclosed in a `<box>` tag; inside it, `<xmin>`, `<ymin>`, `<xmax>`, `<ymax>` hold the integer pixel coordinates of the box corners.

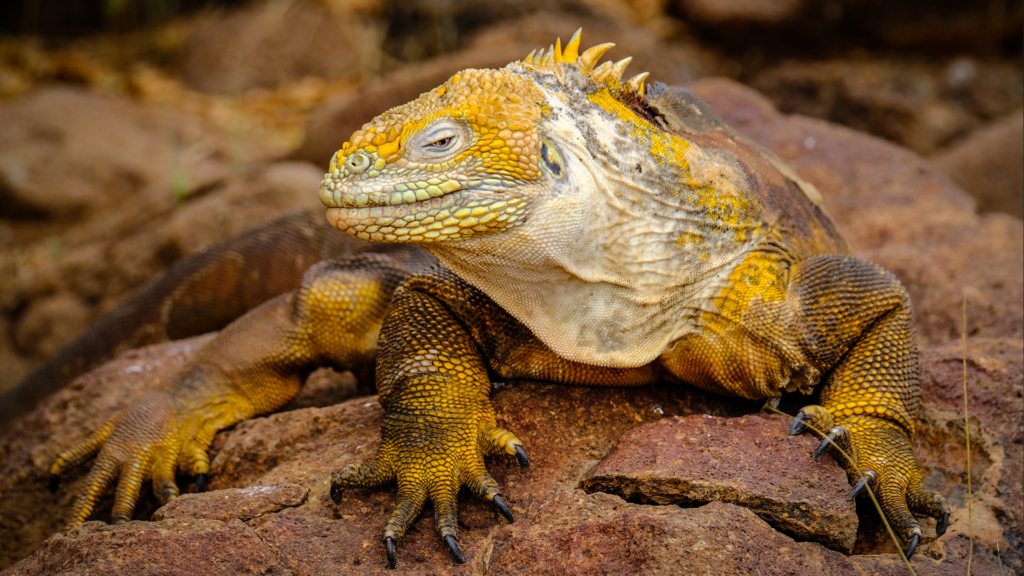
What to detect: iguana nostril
<box><xmin>347</xmin><ymin>153</ymin><xmax>370</xmax><ymax>174</ymax></box>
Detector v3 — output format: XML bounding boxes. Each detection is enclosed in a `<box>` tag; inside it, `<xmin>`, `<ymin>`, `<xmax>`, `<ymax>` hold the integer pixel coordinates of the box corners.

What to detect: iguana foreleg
<box><xmin>330</xmin><ymin>267</ymin><xmax>662</xmax><ymax>568</ymax></box>
<box><xmin>330</xmin><ymin>268</ymin><xmax>525</xmax><ymax>568</ymax></box>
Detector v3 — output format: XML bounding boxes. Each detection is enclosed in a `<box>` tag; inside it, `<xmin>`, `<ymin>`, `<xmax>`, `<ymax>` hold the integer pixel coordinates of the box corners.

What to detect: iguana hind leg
<box><xmin>659</xmin><ymin>254</ymin><xmax>949</xmax><ymax>558</ymax></box>
<box><xmin>50</xmin><ymin>252</ymin><xmax>425</xmax><ymax>527</ymax></box>
<box><xmin>790</xmin><ymin>255</ymin><xmax>949</xmax><ymax>558</ymax></box>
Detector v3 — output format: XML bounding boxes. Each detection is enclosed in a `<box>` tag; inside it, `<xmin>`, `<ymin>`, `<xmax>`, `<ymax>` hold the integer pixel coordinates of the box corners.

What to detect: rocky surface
<box><xmin>931</xmin><ymin>109</ymin><xmax>1024</xmax><ymax>219</ymax></box>
<box><xmin>749</xmin><ymin>59</ymin><xmax>1024</xmax><ymax>157</ymax></box>
<box><xmin>0</xmin><ymin>85</ymin><xmax>326</xmax><ymax>392</ymax></box>
<box><xmin>579</xmin><ymin>414</ymin><xmax>858</xmax><ymax>552</ymax></box>
<box><xmin>487</xmin><ymin>495</ymin><xmax>1005</xmax><ymax>576</ymax></box>
<box><xmin>152</xmin><ymin>483</ymin><xmax>309</xmax><ymax>523</ymax></box>
<box><xmin>673</xmin><ymin>0</ymin><xmax>802</xmax><ymax>24</ymax></box>
<box><xmin>1</xmin><ymin>77</ymin><xmax>1020</xmax><ymax>574</ymax></box>
<box><xmin>179</xmin><ymin>1</ymin><xmax>376</xmax><ymax>95</ymax></box>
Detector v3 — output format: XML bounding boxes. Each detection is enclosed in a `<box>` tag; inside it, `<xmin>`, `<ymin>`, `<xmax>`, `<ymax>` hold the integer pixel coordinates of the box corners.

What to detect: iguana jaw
<box><xmin>323</xmin><ymin>187</ymin><xmax>532</xmax><ymax>244</ymax></box>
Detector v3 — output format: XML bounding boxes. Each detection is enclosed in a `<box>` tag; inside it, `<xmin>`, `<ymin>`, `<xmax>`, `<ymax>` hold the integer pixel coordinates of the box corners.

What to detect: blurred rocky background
<box><xmin>0</xmin><ymin>0</ymin><xmax>1021</xmax><ymax>573</ymax></box>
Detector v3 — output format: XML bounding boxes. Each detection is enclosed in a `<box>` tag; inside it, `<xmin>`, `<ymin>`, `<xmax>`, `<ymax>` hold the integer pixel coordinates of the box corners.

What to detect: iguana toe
<box><xmin>194</xmin><ymin>473</ymin><xmax>207</xmax><ymax>493</ymax></box>
<box><xmin>907</xmin><ymin>483</ymin><xmax>952</xmax><ymax>537</ymax></box>
<box><xmin>789</xmin><ymin>405</ymin><xmax>835</xmax><ymax>439</ymax></box>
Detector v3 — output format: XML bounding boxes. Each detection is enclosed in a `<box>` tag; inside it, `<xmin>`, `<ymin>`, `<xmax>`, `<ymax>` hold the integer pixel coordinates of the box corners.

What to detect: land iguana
<box><xmin>46</xmin><ymin>30</ymin><xmax>949</xmax><ymax>568</ymax></box>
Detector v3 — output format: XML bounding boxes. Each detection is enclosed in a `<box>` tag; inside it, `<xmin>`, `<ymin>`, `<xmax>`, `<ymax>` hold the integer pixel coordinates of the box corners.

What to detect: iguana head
<box><xmin>318</xmin><ymin>29</ymin><xmax>669</xmax><ymax>244</ymax></box>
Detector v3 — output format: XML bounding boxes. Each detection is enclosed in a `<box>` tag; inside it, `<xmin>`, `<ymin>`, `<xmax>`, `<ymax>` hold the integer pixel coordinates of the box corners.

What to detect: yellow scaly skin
<box><xmin>51</xmin><ymin>29</ymin><xmax>948</xmax><ymax>568</ymax></box>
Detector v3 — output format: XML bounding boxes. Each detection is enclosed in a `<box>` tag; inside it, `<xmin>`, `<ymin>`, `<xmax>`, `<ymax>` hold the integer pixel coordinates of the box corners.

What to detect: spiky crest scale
<box><xmin>509</xmin><ymin>29</ymin><xmax>648</xmax><ymax>96</ymax></box>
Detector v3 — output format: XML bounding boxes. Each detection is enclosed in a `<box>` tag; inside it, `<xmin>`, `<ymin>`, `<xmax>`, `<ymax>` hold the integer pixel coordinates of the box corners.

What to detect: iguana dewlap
<box><xmin>50</xmin><ymin>29</ymin><xmax>948</xmax><ymax>569</ymax></box>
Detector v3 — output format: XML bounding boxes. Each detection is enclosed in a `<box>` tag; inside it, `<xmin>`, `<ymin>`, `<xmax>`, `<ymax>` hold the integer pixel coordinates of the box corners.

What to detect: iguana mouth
<box><xmin>318</xmin><ymin>173</ymin><xmax>469</xmax><ymax>209</ymax></box>
<box><xmin>324</xmin><ymin>189</ymin><xmax>525</xmax><ymax>243</ymax></box>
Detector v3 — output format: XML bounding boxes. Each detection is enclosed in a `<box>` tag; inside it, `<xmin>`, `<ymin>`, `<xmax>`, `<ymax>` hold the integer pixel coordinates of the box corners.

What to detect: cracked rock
<box><xmin>579</xmin><ymin>413</ymin><xmax>858</xmax><ymax>553</ymax></box>
<box><xmin>153</xmin><ymin>483</ymin><xmax>309</xmax><ymax>523</ymax></box>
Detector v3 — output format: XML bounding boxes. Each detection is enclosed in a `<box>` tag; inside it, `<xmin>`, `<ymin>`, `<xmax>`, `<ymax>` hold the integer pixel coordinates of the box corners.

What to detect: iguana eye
<box><xmin>427</xmin><ymin>136</ymin><xmax>454</xmax><ymax>149</ymax></box>
<box><xmin>406</xmin><ymin>119</ymin><xmax>470</xmax><ymax>162</ymax></box>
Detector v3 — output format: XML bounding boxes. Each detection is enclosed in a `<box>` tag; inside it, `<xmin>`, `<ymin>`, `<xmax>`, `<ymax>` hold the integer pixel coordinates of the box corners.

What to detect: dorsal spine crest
<box><xmin>508</xmin><ymin>29</ymin><xmax>648</xmax><ymax>98</ymax></box>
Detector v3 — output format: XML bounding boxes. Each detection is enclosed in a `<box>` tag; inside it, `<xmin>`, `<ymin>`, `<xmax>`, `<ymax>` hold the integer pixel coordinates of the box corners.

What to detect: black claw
<box><xmin>847</xmin><ymin>470</ymin><xmax>875</xmax><ymax>500</ymax></box>
<box><xmin>330</xmin><ymin>480</ymin><xmax>344</xmax><ymax>505</ymax></box>
<box><xmin>384</xmin><ymin>537</ymin><xmax>397</xmax><ymax>569</ymax></box>
<box><xmin>936</xmin><ymin>513</ymin><xmax>949</xmax><ymax>537</ymax></box>
<box><xmin>789</xmin><ymin>412</ymin><xmax>808</xmax><ymax>436</ymax></box>
<box><xmin>905</xmin><ymin>533</ymin><xmax>921</xmax><ymax>560</ymax></box>
<box><xmin>514</xmin><ymin>445</ymin><xmax>530</xmax><ymax>469</ymax></box>
<box><xmin>847</xmin><ymin>478</ymin><xmax>867</xmax><ymax>500</ymax></box>
<box><xmin>812</xmin><ymin>435</ymin><xmax>833</xmax><ymax>460</ymax></box>
<box><xmin>194</xmin><ymin>473</ymin><xmax>207</xmax><ymax>493</ymax></box>
<box><xmin>444</xmin><ymin>535</ymin><xmax>466</xmax><ymax>564</ymax></box>
<box><xmin>493</xmin><ymin>495</ymin><xmax>514</xmax><ymax>523</ymax></box>
<box><xmin>48</xmin><ymin>474</ymin><xmax>60</xmax><ymax>494</ymax></box>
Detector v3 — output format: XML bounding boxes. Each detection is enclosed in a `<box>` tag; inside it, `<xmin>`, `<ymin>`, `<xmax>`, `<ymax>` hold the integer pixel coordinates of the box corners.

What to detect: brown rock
<box><xmin>931</xmin><ymin>109</ymin><xmax>1024</xmax><ymax>219</ymax></box>
<box><xmin>11</xmin><ymin>293</ymin><xmax>91</xmax><ymax>360</ymax></box>
<box><xmin>913</xmin><ymin>337</ymin><xmax>1024</xmax><ymax>564</ymax></box>
<box><xmin>0</xmin><ymin>157</ymin><xmax>326</xmax><ymax>396</ymax></box>
<box><xmin>852</xmin><ymin>534</ymin><xmax>1008</xmax><ymax>576</ymax></box>
<box><xmin>750</xmin><ymin>59</ymin><xmax>1023</xmax><ymax>156</ymax></box>
<box><xmin>0</xmin><ymin>87</ymin><xmax>230</xmax><ymax>221</ymax></box>
<box><xmin>179</xmin><ymin>1</ymin><xmax>376</xmax><ymax>95</ymax></box>
<box><xmin>579</xmin><ymin>413</ymin><xmax>858</xmax><ymax>552</ymax></box>
<box><xmin>487</xmin><ymin>492</ymin><xmax>1001</xmax><ymax>575</ymax></box>
<box><xmin>489</xmin><ymin>494</ymin><xmax>856</xmax><ymax>574</ymax></box>
<box><xmin>152</xmin><ymin>483</ymin><xmax>309</xmax><ymax>523</ymax></box>
<box><xmin>7</xmin><ymin>518</ymin><xmax>280</xmax><ymax>576</ymax></box>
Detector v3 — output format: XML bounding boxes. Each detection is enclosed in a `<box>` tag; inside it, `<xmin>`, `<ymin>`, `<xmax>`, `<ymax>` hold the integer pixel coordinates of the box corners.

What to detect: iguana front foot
<box><xmin>791</xmin><ymin>404</ymin><xmax>950</xmax><ymax>559</ymax></box>
<box><xmin>330</xmin><ymin>413</ymin><xmax>527</xmax><ymax>569</ymax></box>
